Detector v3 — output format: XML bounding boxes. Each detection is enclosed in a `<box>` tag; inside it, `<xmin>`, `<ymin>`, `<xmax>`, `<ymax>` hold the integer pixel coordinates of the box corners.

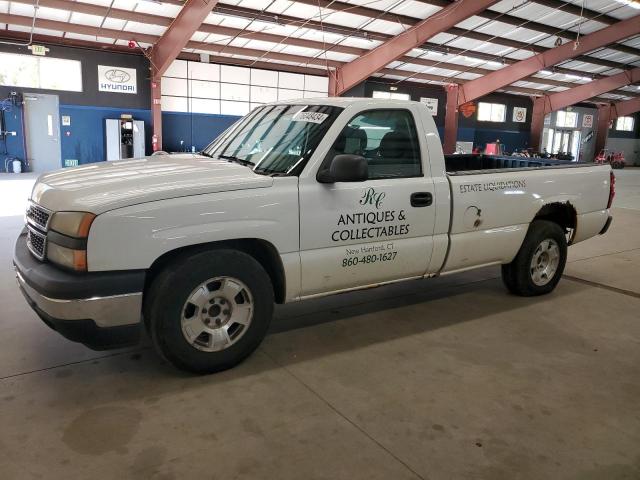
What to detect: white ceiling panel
<box><xmin>318</xmin><ymin>50</ymin><xmax>357</xmax><ymax>63</ymax></box>
<box><xmin>33</xmin><ymin>6</ymin><xmax>70</xmax><ymax>22</ymax></box>
<box><xmin>123</xmin><ymin>22</ymin><xmax>166</xmax><ymax>36</ymax></box>
<box><xmin>392</xmin><ymin>1</ymin><xmax>441</xmax><ymax>19</ymax></box>
<box><xmin>362</xmin><ymin>18</ymin><xmax>408</xmax><ymax>36</ymax></box>
<box><xmin>279</xmin><ymin>44</ymin><xmax>323</xmax><ymax>57</ymax></box>
<box><xmin>133</xmin><ymin>1</ymin><xmax>181</xmax><ymax>17</ymax></box>
<box><xmin>8</xmin><ymin>24</ymin><xmax>63</xmax><ymax>36</ymax></box>
<box><xmin>455</xmin><ymin>16</ymin><xmax>488</xmax><ymax>30</ymax></box>
<box><xmin>68</xmin><ymin>12</ymin><xmax>103</xmax><ymax>27</ymax></box>
<box><xmin>8</xmin><ymin>2</ymin><xmax>36</xmax><ymax>16</ymax></box>
<box><xmin>338</xmin><ymin>36</ymin><xmax>382</xmax><ymax>50</ymax></box>
<box><xmin>428</xmin><ymin>32</ymin><xmax>457</xmax><ymax>44</ymax></box>
<box><xmin>504</xmin><ymin>50</ymin><xmax>533</xmax><ymax>60</ymax></box>
<box><xmin>201</xmin><ymin>33</ymin><xmax>234</xmax><ymax>45</ymax></box>
<box><xmin>100</xmin><ymin>17</ymin><xmax>127</xmax><ymax>30</ymax></box>
<box><xmin>63</xmin><ymin>32</ymin><xmax>106</xmax><ymax>43</ymax></box>
<box><xmin>454</xmin><ymin>72</ymin><xmax>482</xmax><ymax>80</ymax></box>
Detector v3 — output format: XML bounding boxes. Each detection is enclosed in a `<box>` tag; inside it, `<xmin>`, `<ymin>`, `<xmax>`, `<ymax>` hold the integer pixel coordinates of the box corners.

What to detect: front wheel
<box><xmin>501</xmin><ymin>220</ymin><xmax>567</xmax><ymax>296</ymax></box>
<box><xmin>145</xmin><ymin>249</ymin><xmax>274</xmax><ymax>373</ymax></box>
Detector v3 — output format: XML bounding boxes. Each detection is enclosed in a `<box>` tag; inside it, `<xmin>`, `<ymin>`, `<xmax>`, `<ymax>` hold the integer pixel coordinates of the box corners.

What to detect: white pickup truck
<box><xmin>14</xmin><ymin>98</ymin><xmax>614</xmax><ymax>373</ymax></box>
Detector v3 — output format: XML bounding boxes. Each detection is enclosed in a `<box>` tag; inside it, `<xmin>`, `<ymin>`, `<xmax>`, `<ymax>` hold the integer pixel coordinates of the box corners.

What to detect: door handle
<box><xmin>410</xmin><ymin>192</ymin><xmax>433</xmax><ymax>207</ymax></box>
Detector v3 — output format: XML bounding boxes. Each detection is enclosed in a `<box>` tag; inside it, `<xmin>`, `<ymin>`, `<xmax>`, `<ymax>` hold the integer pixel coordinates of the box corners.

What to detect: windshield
<box><xmin>203</xmin><ymin>104</ymin><xmax>343</xmax><ymax>175</ymax></box>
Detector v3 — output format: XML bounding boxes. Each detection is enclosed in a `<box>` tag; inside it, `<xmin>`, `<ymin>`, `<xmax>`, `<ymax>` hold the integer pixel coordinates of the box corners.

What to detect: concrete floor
<box><xmin>1</xmin><ymin>170</ymin><xmax>639</xmax><ymax>479</ymax></box>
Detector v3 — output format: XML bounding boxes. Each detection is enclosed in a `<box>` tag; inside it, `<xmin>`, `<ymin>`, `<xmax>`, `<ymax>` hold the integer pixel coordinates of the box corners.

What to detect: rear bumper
<box><xmin>13</xmin><ymin>233</ymin><xmax>145</xmax><ymax>350</ymax></box>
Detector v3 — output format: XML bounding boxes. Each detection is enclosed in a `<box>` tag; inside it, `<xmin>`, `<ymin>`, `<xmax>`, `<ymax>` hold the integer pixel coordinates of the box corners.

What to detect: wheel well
<box><xmin>533</xmin><ymin>202</ymin><xmax>577</xmax><ymax>242</ymax></box>
<box><xmin>145</xmin><ymin>239</ymin><xmax>287</xmax><ymax>304</ymax></box>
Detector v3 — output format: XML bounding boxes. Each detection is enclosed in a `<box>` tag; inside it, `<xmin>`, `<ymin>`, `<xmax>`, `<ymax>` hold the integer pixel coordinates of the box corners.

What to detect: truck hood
<box><xmin>30</xmin><ymin>154</ymin><xmax>274</xmax><ymax>214</ymax></box>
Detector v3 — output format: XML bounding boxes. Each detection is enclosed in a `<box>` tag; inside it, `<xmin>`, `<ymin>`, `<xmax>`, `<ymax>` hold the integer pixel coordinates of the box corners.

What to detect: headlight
<box><xmin>49</xmin><ymin>212</ymin><xmax>95</xmax><ymax>238</ymax></box>
<box><xmin>47</xmin><ymin>242</ymin><xmax>88</xmax><ymax>271</ymax></box>
<box><xmin>47</xmin><ymin>211</ymin><xmax>95</xmax><ymax>271</ymax></box>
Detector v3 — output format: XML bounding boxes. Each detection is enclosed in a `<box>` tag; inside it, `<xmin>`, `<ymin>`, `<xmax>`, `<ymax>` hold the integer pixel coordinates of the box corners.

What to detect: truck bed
<box><xmin>444</xmin><ymin>154</ymin><xmax>573</xmax><ymax>174</ymax></box>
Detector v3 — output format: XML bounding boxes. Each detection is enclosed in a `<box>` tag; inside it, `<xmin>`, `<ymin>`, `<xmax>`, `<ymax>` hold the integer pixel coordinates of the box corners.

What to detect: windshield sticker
<box><xmin>293</xmin><ymin>111</ymin><xmax>329</xmax><ymax>124</ymax></box>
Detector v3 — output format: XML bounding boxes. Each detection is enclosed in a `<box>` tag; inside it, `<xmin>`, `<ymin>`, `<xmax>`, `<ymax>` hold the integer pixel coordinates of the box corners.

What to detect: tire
<box><xmin>501</xmin><ymin>220</ymin><xmax>567</xmax><ymax>297</ymax></box>
<box><xmin>145</xmin><ymin>248</ymin><xmax>274</xmax><ymax>374</ymax></box>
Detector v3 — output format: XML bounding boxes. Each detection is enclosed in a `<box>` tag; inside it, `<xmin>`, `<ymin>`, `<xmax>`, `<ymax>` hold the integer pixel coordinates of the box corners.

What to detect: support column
<box><xmin>530</xmin><ymin>97</ymin><xmax>546</xmax><ymax>152</ymax></box>
<box><xmin>594</xmin><ymin>104</ymin><xmax>611</xmax><ymax>159</ymax></box>
<box><xmin>151</xmin><ymin>74</ymin><xmax>162</xmax><ymax>151</ymax></box>
<box><xmin>443</xmin><ymin>84</ymin><xmax>459</xmax><ymax>155</ymax></box>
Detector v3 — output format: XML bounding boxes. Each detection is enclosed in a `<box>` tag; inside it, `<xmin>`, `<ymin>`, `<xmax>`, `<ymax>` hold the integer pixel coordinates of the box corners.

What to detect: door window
<box><xmin>326</xmin><ymin>109</ymin><xmax>422</xmax><ymax>179</ymax></box>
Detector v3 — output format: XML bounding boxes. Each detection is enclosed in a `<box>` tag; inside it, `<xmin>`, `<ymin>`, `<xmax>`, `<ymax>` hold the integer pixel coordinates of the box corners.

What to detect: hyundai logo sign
<box><xmin>105</xmin><ymin>69</ymin><xmax>131</xmax><ymax>83</ymax></box>
<box><xmin>98</xmin><ymin>65</ymin><xmax>137</xmax><ymax>94</ymax></box>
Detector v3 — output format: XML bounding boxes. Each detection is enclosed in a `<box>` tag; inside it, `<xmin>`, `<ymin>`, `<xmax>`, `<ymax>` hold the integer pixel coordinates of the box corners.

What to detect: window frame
<box><xmin>477</xmin><ymin>102</ymin><xmax>506</xmax><ymax>122</ymax></box>
<box><xmin>0</xmin><ymin>52</ymin><xmax>83</xmax><ymax>92</ymax></box>
<box><xmin>318</xmin><ymin>108</ymin><xmax>424</xmax><ymax>182</ymax></box>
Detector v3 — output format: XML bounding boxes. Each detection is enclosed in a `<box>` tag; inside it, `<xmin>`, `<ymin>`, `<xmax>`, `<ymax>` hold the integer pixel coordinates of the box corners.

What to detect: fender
<box><xmin>87</xmin><ymin>178</ymin><xmax>300</xmax><ymax>272</ymax></box>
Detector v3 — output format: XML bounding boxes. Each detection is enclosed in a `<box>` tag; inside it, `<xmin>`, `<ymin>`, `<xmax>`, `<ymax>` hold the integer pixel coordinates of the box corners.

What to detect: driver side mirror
<box><xmin>317</xmin><ymin>154</ymin><xmax>368</xmax><ymax>183</ymax></box>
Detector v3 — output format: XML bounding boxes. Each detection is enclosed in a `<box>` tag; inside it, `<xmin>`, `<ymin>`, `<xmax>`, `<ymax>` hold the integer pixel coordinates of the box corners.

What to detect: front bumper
<box><xmin>13</xmin><ymin>233</ymin><xmax>145</xmax><ymax>350</ymax></box>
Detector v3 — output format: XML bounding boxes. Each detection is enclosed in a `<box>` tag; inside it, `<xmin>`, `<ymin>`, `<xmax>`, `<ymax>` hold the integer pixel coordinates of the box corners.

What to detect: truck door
<box><xmin>298</xmin><ymin>107</ymin><xmax>437</xmax><ymax>297</ymax></box>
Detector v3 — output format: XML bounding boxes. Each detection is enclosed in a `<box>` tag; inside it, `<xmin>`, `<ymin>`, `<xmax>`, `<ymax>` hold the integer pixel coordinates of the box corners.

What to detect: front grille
<box><xmin>27</xmin><ymin>225</ymin><xmax>47</xmax><ymax>260</ymax></box>
<box><xmin>26</xmin><ymin>202</ymin><xmax>52</xmax><ymax>231</ymax></box>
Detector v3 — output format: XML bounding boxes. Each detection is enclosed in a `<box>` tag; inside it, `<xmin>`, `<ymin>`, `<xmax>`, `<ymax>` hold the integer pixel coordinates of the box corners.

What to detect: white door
<box><xmin>23</xmin><ymin>93</ymin><xmax>61</xmax><ymax>173</ymax></box>
<box><xmin>298</xmin><ymin>107</ymin><xmax>437</xmax><ymax>297</ymax></box>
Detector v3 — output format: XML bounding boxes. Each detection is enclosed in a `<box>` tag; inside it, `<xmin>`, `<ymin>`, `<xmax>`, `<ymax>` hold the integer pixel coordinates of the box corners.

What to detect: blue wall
<box><xmin>0</xmin><ymin>101</ymin><xmax>26</xmax><ymax>168</ymax></box>
<box><xmin>59</xmin><ymin>105</ymin><xmax>151</xmax><ymax>165</ymax></box>
<box><xmin>161</xmin><ymin>112</ymin><xmax>240</xmax><ymax>153</ymax></box>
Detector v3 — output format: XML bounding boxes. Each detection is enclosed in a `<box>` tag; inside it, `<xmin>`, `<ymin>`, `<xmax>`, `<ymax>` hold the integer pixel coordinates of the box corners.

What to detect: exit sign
<box><xmin>28</xmin><ymin>45</ymin><xmax>49</xmax><ymax>56</ymax></box>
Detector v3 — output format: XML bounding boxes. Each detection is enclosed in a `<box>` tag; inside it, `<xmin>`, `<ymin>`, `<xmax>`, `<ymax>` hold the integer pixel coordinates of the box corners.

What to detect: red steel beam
<box><xmin>611</xmin><ymin>96</ymin><xmax>640</xmax><ymax>119</ymax></box>
<box><xmin>457</xmin><ymin>15</ymin><xmax>640</xmax><ymax>106</ymax></box>
<box><xmin>330</xmin><ymin>0</ymin><xmax>500</xmax><ymax>96</ymax></box>
<box><xmin>443</xmin><ymin>84</ymin><xmax>459</xmax><ymax>155</ymax></box>
<box><xmin>594</xmin><ymin>105</ymin><xmax>612</xmax><ymax>158</ymax></box>
<box><xmin>538</xmin><ymin>68</ymin><xmax>640</xmax><ymax>115</ymax></box>
<box><xmin>151</xmin><ymin>0</ymin><xmax>220</xmax><ymax>77</ymax></box>
<box><xmin>531</xmin><ymin>70</ymin><xmax>640</xmax><ymax>150</ymax></box>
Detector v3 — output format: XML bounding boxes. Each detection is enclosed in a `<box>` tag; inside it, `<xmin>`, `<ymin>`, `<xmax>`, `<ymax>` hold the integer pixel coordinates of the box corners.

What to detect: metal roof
<box><xmin>0</xmin><ymin>0</ymin><xmax>638</xmax><ymax>101</ymax></box>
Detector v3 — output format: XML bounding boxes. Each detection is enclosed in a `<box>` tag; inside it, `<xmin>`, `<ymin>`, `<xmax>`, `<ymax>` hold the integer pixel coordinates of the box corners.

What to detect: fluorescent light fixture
<box><xmin>540</xmin><ymin>70</ymin><xmax>553</xmax><ymax>75</ymax></box>
<box><xmin>566</xmin><ymin>74</ymin><xmax>581</xmax><ymax>80</ymax></box>
<box><xmin>487</xmin><ymin>61</ymin><xmax>502</xmax><ymax>67</ymax></box>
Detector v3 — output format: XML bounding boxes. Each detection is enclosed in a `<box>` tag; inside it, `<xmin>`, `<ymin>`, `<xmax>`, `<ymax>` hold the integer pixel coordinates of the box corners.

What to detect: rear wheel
<box><xmin>501</xmin><ymin>220</ymin><xmax>567</xmax><ymax>296</ymax></box>
<box><xmin>145</xmin><ymin>249</ymin><xmax>274</xmax><ymax>373</ymax></box>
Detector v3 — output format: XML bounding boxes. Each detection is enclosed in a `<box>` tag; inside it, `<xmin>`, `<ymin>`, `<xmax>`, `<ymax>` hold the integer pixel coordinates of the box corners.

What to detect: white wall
<box><xmin>161</xmin><ymin>60</ymin><xmax>328</xmax><ymax>116</ymax></box>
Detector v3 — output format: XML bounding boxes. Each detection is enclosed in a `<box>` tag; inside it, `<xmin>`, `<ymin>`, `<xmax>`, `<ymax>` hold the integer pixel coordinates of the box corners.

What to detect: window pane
<box><xmin>328</xmin><ymin>109</ymin><xmax>422</xmax><ymax>179</ymax></box>
<box><xmin>39</xmin><ymin>57</ymin><xmax>82</xmax><ymax>92</ymax></box>
<box><xmin>492</xmin><ymin>104</ymin><xmax>505</xmax><ymax>122</ymax></box>
<box><xmin>372</xmin><ymin>91</ymin><xmax>391</xmax><ymax>99</ymax></box>
<box><xmin>546</xmin><ymin>129</ymin><xmax>554</xmax><ymax>152</ymax></box>
<box><xmin>478</xmin><ymin>102</ymin><xmax>491</xmax><ymax>121</ymax></box>
<box><xmin>616</xmin><ymin>116</ymin><xmax>634</xmax><ymax>131</ymax></box>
